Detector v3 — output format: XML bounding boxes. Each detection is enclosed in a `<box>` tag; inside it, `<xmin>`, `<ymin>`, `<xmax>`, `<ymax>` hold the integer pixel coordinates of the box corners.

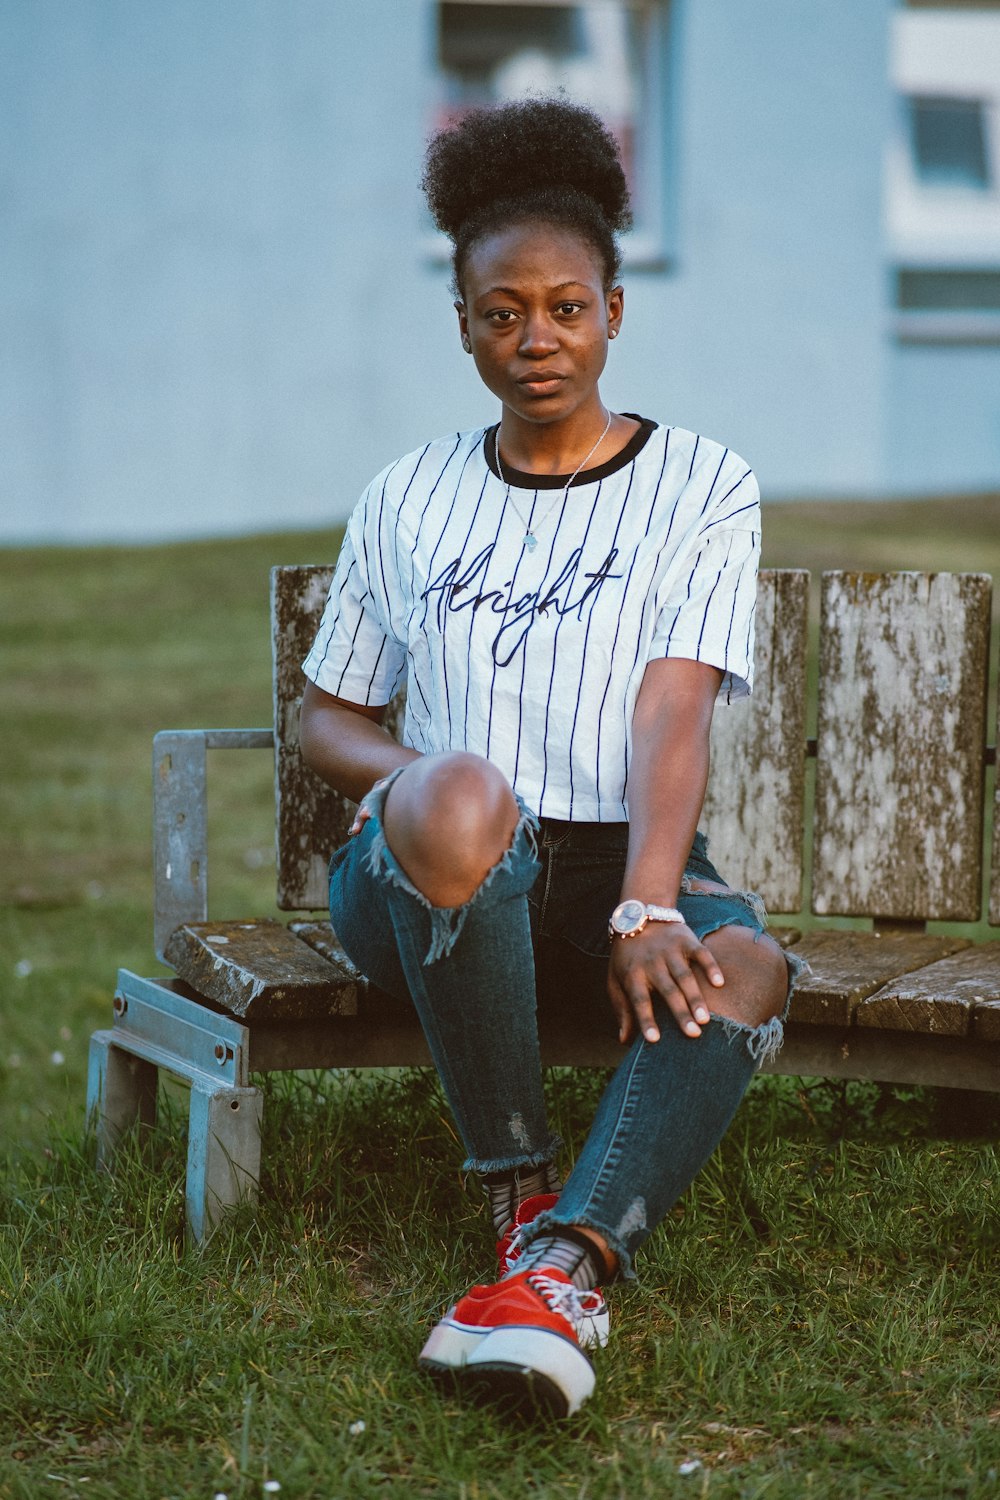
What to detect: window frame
<box><xmin>423</xmin><ymin>0</ymin><xmax>675</xmax><ymax>272</ymax></box>
<box><xmin>908</xmin><ymin>94</ymin><xmax>990</xmax><ymax>190</ymax></box>
<box><xmin>887</xmin><ymin>8</ymin><xmax>1000</xmax><ymax>345</ymax></box>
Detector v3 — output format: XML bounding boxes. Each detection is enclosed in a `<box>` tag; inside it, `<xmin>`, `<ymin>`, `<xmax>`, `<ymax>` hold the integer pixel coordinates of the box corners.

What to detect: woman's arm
<box><xmin>299</xmin><ymin>678</ymin><xmax>420</xmax><ymax>803</ymax></box>
<box><xmin>608</xmin><ymin>656</ymin><xmax>726</xmax><ymax>1046</ymax></box>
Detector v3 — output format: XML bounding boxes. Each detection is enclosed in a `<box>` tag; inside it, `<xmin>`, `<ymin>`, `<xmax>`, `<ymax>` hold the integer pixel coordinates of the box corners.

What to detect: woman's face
<box><xmin>457</xmin><ymin>220</ymin><xmax>623</xmax><ymax>428</ymax></box>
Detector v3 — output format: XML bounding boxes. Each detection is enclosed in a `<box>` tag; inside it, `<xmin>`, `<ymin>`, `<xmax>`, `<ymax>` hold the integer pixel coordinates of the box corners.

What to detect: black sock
<box><xmin>483</xmin><ymin>1161</ymin><xmax>563</xmax><ymax>1239</ymax></box>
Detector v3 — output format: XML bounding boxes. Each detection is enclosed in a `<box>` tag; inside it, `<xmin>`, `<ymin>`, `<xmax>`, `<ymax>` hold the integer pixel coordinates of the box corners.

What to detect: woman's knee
<box><xmin>701</xmin><ymin>926</ymin><xmax>788</xmax><ymax>1028</ymax></box>
<box><xmin>381</xmin><ymin>752</ymin><xmax>519</xmax><ymax>907</ymax></box>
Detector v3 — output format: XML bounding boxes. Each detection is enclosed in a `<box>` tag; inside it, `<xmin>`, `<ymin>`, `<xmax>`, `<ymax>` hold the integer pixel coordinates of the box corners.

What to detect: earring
<box><xmin>462</xmin><ymin>337</ymin><xmax>472</xmax><ymax>353</ymax></box>
<box><xmin>609</xmin><ymin>329</ymin><xmax>618</xmax><ymax>339</ymax></box>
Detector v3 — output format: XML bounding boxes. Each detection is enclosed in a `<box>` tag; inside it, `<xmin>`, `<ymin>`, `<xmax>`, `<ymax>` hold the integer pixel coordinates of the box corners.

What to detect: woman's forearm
<box><xmin>298</xmin><ymin>678</ymin><xmax>421</xmax><ymax>802</ymax></box>
<box><xmin>622</xmin><ymin>658</ymin><xmax>721</xmax><ymax>905</ymax></box>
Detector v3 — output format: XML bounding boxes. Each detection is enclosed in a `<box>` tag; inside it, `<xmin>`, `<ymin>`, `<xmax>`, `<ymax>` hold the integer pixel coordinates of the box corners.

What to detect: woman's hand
<box><xmin>348</xmin><ymin>775</ymin><xmax>394</xmax><ymax>837</ymax></box>
<box><xmin>607</xmin><ymin>922</ymin><xmax>725</xmax><ymax>1044</ymax></box>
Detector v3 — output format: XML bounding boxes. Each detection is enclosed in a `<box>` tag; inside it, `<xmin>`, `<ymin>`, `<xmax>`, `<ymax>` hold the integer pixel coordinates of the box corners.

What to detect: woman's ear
<box><xmin>607</xmin><ymin>285</ymin><xmax>624</xmax><ymax>341</ymax></box>
<box><xmin>455</xmin><ymin>301</ymin><xmax>471</xmax><ymax>353</ymax></box>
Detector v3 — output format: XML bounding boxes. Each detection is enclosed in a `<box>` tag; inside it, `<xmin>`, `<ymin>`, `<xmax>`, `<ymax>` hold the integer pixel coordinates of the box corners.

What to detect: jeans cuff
<box><xmin>462</xmin><ymin>1140</ymin><xmax>564</xmax><ymax>1176</ymax></box>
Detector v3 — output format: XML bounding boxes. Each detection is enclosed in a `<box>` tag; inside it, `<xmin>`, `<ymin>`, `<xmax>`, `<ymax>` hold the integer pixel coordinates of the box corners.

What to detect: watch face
<box><xmin>611</xmin><ymin>899</ymin><xmax>646</xmax><ymax>935</ymax></box>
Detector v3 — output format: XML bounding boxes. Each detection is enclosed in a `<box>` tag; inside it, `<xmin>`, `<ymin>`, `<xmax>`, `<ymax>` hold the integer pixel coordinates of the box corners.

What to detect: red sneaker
<box><xmin>419</xmin><ymin>1267</ymin><xmax>596</xmax><ymax>1417</ymax></box>
<box><xmin>498</xmin><ymin>1194</ymin><xmax>610</xmax><ymax>1349</ymax></box>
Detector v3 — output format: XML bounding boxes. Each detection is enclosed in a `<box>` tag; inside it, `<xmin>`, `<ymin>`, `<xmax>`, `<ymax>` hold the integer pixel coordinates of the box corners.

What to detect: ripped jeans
<box><xmin>329</xmin><ymin>776</ymin><xmax>800</xmax><ymax>1279</ymax></box>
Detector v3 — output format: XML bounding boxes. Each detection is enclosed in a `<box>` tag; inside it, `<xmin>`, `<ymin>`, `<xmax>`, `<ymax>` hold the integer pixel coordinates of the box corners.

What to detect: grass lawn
<box><xmin>2</xmin><ymin>497</ymin><xmax>999</xmax><ymax>1498</ymax></box>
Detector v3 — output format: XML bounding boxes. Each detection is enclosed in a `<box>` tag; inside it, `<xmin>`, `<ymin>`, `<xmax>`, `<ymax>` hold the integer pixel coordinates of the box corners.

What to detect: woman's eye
<box><xmin>557</xmin><ymin>302</ymin><xmax>581</xmax><ymax>316</ymax></box>
<box><xmin>489</xmin><ymin>310</ymin><xmax>516</xmax><ymax>324</ymax></box>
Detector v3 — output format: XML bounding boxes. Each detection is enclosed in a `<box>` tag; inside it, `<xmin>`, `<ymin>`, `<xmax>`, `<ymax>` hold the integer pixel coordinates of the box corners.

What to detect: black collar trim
<box><xmin>482</xmin><ymin>414</ymin><xmax>658</xmax><ymax>490</ymax></box>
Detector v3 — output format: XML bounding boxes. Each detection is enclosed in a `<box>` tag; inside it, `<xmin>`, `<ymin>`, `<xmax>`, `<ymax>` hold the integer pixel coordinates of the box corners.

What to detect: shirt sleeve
<box><xmin>301</xmin><ymin>491</ymin><xmax>408</xmax><ymax>707</ymax></box>
<box><xmin>648</xmin><ymin>481</ymin><xmax>761</xmax><ymax>701</ymax></box>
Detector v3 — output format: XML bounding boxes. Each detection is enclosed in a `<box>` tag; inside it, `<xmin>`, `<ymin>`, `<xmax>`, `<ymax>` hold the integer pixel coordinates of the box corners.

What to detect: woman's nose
<box><xmin>518</xmin><ymin>316</ymin><xmax>559</xmax><ymax>357</ymax></box>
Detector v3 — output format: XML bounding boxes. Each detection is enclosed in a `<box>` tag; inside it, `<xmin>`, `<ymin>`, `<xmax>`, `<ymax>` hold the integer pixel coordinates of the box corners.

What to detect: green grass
<box><xmin>2</xmin><ymin>1073</ymin><xmax>999</xmax><ymax>1498</ymax></box>
<box><xmin>2</xmin><ymin>499</ymin><xmax>1000</xmax><ymax>1497</ymax></box>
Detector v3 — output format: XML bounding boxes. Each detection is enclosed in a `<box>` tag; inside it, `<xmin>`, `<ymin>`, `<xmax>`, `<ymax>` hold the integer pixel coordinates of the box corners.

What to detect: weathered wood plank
<box><xmin>271</xmin><ymin>565</ymin><xmax>343</xmax><ymax>911</ymax></box>
<box><xmin>855</xmin><ymin>943</ymin><xmax>1000</xmax><ymax>1036</ymax></box>
<box><xmin>762</xmin><ymin>1025</ymin><xmax>1000</xmax><ymax>1093</ymax></box>
<box><xmin>288</xmin><ymin>920</ymin><xmax>364</xmax><ymax>981</ymax></box>
<box><xmin>163</xmin><ymin>919</ymin><xmax>359</xmax><ymax>1020</ymax></box>
<box><xmin>785</xmin><ymin>929</ymin><xmax>970</xmax><ymax>1026</ymax></box>
<box><xmin>974</xmin><ymin>1001</ymin><xmax>1000</xmax><ymax>1042</ymax></box>
<box><xmin>245</xmin><ymin>1013</ymin><xmax>1000</xmax><ymax>1091</ymax></box>
<box><xmin>701</xmin><ymin>570</ymin><xmax>809</xmax><ymax>914</ymax></box>
<box><xmin>812</xmin><ymin>571</ymin><xmax>991</xmax><ymax>921</ymax></box>
<box><xmin>271</xmin><ymin>565</ymin><xmax>404</xmax><ymax>911</ymax></box>
<box><xmin>992</xmin><ymin>687</ymin><xmax>1000</xmax><ymax>927</ymax></box>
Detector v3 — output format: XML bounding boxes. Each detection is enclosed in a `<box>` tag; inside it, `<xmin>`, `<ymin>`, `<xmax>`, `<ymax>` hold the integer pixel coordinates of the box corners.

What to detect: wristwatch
<box><xmin>609</xmin><ymin>899</ymin><xmax>686</xmax><ymax>939</ymax></box>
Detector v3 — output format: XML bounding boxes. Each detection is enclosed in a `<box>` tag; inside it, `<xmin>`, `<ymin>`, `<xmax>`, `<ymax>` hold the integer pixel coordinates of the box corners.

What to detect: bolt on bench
<box><xmin>87</xmin><ymin>567</ymin><xmax>1000</xmax><ymax>1243</ymax></box>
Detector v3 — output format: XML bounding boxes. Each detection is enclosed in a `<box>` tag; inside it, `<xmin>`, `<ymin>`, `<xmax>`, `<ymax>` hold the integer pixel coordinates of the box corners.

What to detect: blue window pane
<box><xmin>910</xmin><ymin>96</ymin><xmax>989</xmax><ymax>188</ymax></box>
<box><xmin>897</xmin><ymin>269</ymin><xmax>1000</xmax><ymax>311</ymax></box>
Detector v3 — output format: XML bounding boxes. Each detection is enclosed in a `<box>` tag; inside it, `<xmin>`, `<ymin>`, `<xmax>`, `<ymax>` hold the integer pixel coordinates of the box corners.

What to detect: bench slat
<box><xmin>975</xmin><ymin>1001</ymin><xmax>1000</xmax><ymax>1042</ymax></box>
<box><xmin>272</xmin><ymin>566</ymin><xmax>407</xmax><ymax>911</ymax></box>
<box><xmin>288</xmin><ymin>919</ymin><xmax>364</xmax><ymax>975</ymax></box>
<box><xmin>812</xmin><ymin>571</ymin><xmax>992</xmax><ymax>922</ymax></box>
<box><xmin>272</xmin><ymin>565</ymin><xmax>343</xmax><ymax>910</ymax></box>
<box><xmin>785</xmin><ymin>929</ymin><xmax>970</xmax><ymax>1026</ymax></box>
<box><xmin>164</xmin><ymin>919</ymin><xmax>359</xmax><ymax>1020</ymax></box>
<box><xmin>992</xmin><ymin>686</ymin><xmax>1000</xmax><ymax>927</ymax></box>
<box><xmin>701</xmin><ymin>570</ymin><xmax>809</xmax><ymax>913</ymax></box>
<box><xmin>855</xmin><ymin>942</ymin><xmax>1000</xmax><ymax>1037</ymax></box>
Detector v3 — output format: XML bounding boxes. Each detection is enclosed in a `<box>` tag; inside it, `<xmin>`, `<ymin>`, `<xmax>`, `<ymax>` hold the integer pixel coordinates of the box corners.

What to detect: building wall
<box><xmin>0</xmin><ymin>0</ymin><xmax>993</xmax><ymax>544</ymax></box>
<box><xmin>884</xmin><ymin>8</ymin><xmax>1000</xmax><ymax>493</ymax></box>
<box><xmin>609</xmin><ymin>0</ymin><xmax>891</xmax><ymax>497</ymax></box>
<box><xmin>1</xmin><ymin>0</ymin><xmax>434</xmax><ymax>542</ymax></box>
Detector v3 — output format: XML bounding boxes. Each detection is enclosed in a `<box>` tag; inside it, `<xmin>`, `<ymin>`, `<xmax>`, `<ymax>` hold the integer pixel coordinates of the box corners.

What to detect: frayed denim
<box><xmin>329</xmin><ymin>776</ymin><xmax>803</xmax><ymax>1279</ymax></box>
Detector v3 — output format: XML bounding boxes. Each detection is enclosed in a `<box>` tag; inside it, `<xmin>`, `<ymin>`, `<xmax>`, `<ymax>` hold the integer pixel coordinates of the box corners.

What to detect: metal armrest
<box><xmin>152</xmin><ymin>728</ymin><xmax>275</xmax><ymax>962</ymax></box>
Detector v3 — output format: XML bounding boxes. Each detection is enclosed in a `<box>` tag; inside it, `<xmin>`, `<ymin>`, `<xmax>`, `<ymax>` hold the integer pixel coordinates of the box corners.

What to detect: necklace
<box><xmin>495</xmin><ymin>411</ymin><xmax>613</xmax><ymax>553</ymax></box>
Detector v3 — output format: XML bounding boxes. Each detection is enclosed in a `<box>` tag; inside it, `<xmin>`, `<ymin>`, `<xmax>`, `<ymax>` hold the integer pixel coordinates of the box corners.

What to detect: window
<box><xmin>433</xmin><ymin>1</ymin><xmax>669</xmax><ymax>261</ymax></box>
<box><xmin>897</xmin><ymin>268</ymin><xmax>1000</xmax><ymax>310</ymax></box>
<box><xmin>909</xmin><ymin>96</ymin><xmax>989</xmax><ymax>189</ymax></box>
<box><xmin>888</xmin><ymin>9</ymin><xmax>1000</xmax><ymax>342</ymax></box>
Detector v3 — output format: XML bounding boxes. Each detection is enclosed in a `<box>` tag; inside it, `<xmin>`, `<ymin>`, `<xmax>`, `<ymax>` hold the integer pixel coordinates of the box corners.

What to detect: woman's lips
<box><xmin>517</xmin><ymin>373</ymin><xmax>567</xmax><ymax>397</ymax></box>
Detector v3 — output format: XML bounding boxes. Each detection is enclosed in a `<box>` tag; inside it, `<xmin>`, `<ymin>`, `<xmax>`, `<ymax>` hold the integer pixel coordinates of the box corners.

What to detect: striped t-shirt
<box><xmin>302</xmin><ymin>416</ymin><xmax>760</xmax><ymax>822</ymax></box>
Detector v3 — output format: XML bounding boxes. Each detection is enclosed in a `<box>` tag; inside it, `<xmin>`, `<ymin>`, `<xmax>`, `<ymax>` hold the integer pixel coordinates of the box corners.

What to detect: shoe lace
<box><xmin>501</xmin><ymin>1224</ymin><xmax>527</xmax><ymax>1274</ymax></box>
<box><xmin>525</xmin><ymin>1271</ymin><xmax>602</xmax><ymax>1330</ymax></box>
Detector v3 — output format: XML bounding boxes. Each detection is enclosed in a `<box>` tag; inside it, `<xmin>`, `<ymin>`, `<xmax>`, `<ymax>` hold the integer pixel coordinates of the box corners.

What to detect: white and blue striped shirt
<box><xmin>303</xmin><ymin>417</ymin><xmax>760</xmax><ymax>821</ymax></box>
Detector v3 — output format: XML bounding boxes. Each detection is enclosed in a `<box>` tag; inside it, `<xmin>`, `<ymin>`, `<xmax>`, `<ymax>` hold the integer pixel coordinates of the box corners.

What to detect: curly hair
<box><xmin>422</xmin><ymin>97</ymin><xmax>633</xmax><ymax>293</ymax></box>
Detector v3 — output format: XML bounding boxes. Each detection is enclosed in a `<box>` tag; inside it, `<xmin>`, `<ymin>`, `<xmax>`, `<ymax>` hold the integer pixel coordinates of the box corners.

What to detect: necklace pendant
<box><xmin>523</xmin><ymin>532</ymin><xmax>538</xmax><ymax>552</ymax></box>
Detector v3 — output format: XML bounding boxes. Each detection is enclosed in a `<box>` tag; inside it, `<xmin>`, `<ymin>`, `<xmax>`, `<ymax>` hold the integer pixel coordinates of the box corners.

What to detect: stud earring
<box><xmin>462</xmin><ymin>337</ymin><xmax>472</xmax><ymax>353</ymax></box>
<box><xmin>609</xmin><ymin>329</ymin><xmax>618</xmax><ymax>339</ymax></box>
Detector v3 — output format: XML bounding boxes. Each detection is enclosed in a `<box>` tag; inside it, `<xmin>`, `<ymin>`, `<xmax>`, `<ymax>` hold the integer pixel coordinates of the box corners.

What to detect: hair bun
<box><xmin>423</xmin><ymin>97</ymin><xmax>632</xmax><ymax>240</ymax></box>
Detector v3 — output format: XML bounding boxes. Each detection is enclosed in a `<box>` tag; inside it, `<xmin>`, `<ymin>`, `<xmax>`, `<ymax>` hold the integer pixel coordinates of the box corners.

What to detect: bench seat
<box><xmin>87</xmin><ymin>566</ymin><xmax>1000</xmax><ymax>1242</ymax></box>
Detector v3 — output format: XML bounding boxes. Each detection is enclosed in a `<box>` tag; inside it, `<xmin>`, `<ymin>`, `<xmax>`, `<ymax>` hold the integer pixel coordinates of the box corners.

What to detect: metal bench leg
<box><xmin>186</xmin><ymin>1080</ymin><xmax>263</xmax><ymax>1244</ymax></box>
<box><xmin>87</xmin><ymin>1031</ymin><xmax>158</xmax><ymax>1168</ymax></box>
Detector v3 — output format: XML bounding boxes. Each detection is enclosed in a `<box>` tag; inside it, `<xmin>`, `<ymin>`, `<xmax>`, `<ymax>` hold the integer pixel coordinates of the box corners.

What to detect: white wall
<box><xmin>1</xmin><ymin>0</ymin><xmax>995</xmax><ymax>544</ymax></box>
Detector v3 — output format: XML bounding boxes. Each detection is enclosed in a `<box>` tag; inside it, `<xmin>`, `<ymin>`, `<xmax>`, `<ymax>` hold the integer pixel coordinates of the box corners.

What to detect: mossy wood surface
<box><xmin>785</xmin><ymin>930</ymin><xmax>970</xmax><ymax>1026</ymax></box>
<box><xmin>163</xmin><ymin>918</ymin><xmax>359</xmax><ymax>1020</ymax></box>
<box><xmin>701</xmin><ymin>570</ymin><xmax>809</xmax><ymax>913</ymax></box>
<box><xmin>812</xmin><ymin>571</ymin><xmax>992</xmax><ymax>922</ymax></box>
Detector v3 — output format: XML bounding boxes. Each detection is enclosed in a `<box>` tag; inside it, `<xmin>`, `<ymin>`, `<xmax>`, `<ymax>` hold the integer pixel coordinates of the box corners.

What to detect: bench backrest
<box><xmin>812</xmin><ymin>572</ymin><xmax>992</xmax><ymax>924</ymax></box>
<box><xmin>271</xmin><ymin>565</ymin><xmax>998</xmax><ymax>926</ymax></box>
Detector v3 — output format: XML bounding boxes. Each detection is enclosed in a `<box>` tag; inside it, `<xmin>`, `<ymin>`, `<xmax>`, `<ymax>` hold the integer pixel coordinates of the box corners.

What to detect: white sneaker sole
<box><xmin>464</xmin><ymin>1325</ymin><xmax>596</xmax><ymax>1418</ymax></box>
<box><xmin>577</xmin><ymin>1299</ymin><xmax>610</xmax><ymax>1350</ymax></box>
<box><xmin>418</xmin><ymin>1308</ymin><xmax>487</xmax><ymax>1371</ymax></box>
<box><xmin>419</xmin><ymin>1315</ymin><xmax>596</xmax><ymax>1417</ymax></box>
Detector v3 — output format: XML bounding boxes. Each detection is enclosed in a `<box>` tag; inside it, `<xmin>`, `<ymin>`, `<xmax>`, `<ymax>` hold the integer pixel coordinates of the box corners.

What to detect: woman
<box><xmin>299</xmin><ymin>98</ymin><xmax>793</xmax><ymax>1419</ymax></box>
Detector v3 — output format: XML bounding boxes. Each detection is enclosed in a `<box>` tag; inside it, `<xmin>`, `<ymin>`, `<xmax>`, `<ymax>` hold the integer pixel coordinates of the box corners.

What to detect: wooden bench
<box><xmin>86</xmin><ymin>567</ymin><xmax>1000</xmax><ymax>1243</ymax></box>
